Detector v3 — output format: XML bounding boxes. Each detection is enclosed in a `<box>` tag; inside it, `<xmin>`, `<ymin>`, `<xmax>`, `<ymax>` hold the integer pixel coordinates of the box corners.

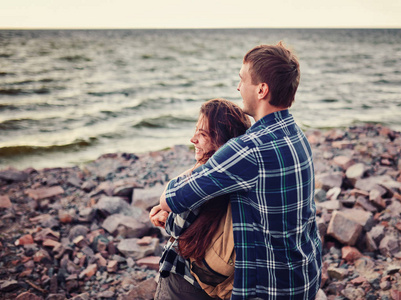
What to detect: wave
<box><xmin>0</xmin><ymin>87</ymin><xmax>52</xmax><ymax>95</ymax></box>
<box><xmin>59</xmin><ymin>55</ymin><xmax>91</xmax><ymax>62</ymax></box>
<box><xmin>87</xmin><ymin>88</ymin><xmax>135</xmax><ymax>97</ymax></box>
<box><xmin>132</xmin><ymin>115</ymin><xmax>195</xmax><ymax>129</ymax></box>
<box><xmin>0</xmin><ymin>137</ymin><xmax>98</xmax><ymax>157</ymax></box>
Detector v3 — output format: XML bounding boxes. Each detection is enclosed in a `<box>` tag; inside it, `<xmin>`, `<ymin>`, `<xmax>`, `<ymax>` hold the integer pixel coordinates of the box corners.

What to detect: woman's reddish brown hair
<box><xmin>178</xmin><ymin>98</ymin><xmax>250</xmax><ymax>262</ymax></box>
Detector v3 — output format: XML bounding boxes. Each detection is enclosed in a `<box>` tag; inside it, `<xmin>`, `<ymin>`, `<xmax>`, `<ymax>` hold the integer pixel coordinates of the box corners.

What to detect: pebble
<box><xmin>0</xmin><ymin>125</ymin><xmax>401</xmax><ymax>299</ymax></box>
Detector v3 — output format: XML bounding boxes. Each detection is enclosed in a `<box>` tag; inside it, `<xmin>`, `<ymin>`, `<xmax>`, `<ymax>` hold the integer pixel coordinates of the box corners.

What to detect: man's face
<box><xmin>237</xmin><ymin>62</ymin><xmax>258</xmax><ymax>118</ymax></box>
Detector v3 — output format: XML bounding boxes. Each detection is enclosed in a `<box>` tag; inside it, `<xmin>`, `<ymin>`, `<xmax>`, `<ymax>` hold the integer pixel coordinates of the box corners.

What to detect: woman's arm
<box><xmin>164</xmin><ymin>208</ymin><xmax>200</xmax><ymax>238</ymax></box>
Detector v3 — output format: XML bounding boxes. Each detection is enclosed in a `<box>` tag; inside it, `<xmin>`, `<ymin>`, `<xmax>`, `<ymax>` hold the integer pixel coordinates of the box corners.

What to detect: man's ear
<box><xmin>257</xmin><ymin>83</ymin><xmax>269</xmax><ymax>99</ymax></box>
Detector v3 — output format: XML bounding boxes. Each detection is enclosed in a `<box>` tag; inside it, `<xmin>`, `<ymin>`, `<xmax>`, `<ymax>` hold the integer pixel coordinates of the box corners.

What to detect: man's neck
<box><xmin>253</xmin><ymin>104</ymin><xmax>288</xmax><ymax>122</ymax></box>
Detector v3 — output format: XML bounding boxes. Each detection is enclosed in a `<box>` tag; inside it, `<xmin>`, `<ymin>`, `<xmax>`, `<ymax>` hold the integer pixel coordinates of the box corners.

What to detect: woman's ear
<box><xmin>257</xmin><ymin>83</ymin><xmax>269</xmax><ymax>99</ymax></box>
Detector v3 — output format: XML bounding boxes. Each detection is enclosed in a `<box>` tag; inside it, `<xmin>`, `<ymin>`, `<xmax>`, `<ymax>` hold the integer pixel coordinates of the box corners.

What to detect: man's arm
<box><xmin>161</xmin><ymin>140</ymin><xmax>258</xmax><ymax>214</ymax></box>
<box><xmin>160</xmin><ymin>189</ymin><xmax>171</xmax><ymax>212</ymax></box>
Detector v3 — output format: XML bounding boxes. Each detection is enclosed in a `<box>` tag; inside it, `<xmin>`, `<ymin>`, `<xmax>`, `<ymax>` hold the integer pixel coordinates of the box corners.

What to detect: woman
<box><xmin>150</xmin><ymin>98</ymin><xmax>251</xmax><ymax>300</ymax></box>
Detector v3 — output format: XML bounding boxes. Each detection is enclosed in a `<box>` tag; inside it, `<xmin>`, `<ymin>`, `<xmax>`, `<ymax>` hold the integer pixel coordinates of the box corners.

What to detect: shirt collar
<box><xmin>247</xmin><ymin>109</ymin><xmax>290</xmax><ymax>133</ymax></box>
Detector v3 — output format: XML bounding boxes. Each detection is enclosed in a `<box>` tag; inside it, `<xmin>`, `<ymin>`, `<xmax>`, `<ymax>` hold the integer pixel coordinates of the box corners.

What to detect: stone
<box><xmin>369</xmin><ymin>225</ymin><xmax>385</xmax><ymax>245</ymax></box>
<box><xmin>34</xmin><ymin>228</ymin><xmax>60</xmax><ymax>242</ymax></box>
<box><xmin>29</xmin><ymin>214</ymin><xmax>59</xmax><ymax>228</ymax></box>
<box><xmin>43</xmin><ymin>239</ymin><xmax>61</xmax><ymax>248</ymax></box>
<box><xmin>327</xmin><ymin>266</ymin><xmax>348</xmax><ymax>280</ymax></box>
<box><xmin>327</xmin><ymin>211</ymin><xmax>363</xmax><ymax>245</ymax></box>
<box><xmin>117</xmin><ymin>278</ymin><xmax>157</xmax><ymax>300</ymax></box>
<box><xmin>356</xmin><ymin>195</ymin><xmax>377</xmax><ymax>212</ymax></box>
<box><xmin>333</xmin><ymin>155</ymin><xmax>354</xmax><ymax>170</ymax></box>
<box><xmin>341</xmin><ymin>287</ymin><xmax>365</xmax><ymax>299</ymax></box>
<box><xmin>315</xmin><ymin>172</ymin><xmax>343</xmax><ymax>191</ymax></box>
<box><xmin>84</xmin><ymin>156</ymin><xmax>127</xmax><ymax>180</ymax></box>
<box><xmin>15</xmin><ymin>234</ymin><xmax>34</xmax><ymax>246</ymax></box>
<box><xmin>102</xmin><ymin>214</ymin><xmax>150</xmax><ymax>238</ymax></box>
<box><xmin>98</xmin><ymin>291</ymin><xmax>115</xmax><ymax>298</ymax></box>
<box><xmin>15</xmin><ymin>291</ymin><xmax>43</xmax><ymax>300</ymax></box>
<box><xmin>107</xmin><ymin>260</ymin><xmax>118</xmax><ymax>273</ymax></box>
<box><xmin>380</xmin><ymin>236</ymin><xmax>400</xmax><ymax>257</ymax></box>
<box><xmin>345</xmin><ymin>163</ymin><xmax>365</xmax><ymax>186</ymax></box>
<box><xmin>132</xmin><ymin>184</ymin><xmax>165</xmax><ymax>210</ymax></box>
<box><xmin>365</xmin><ymin>232</ymin><xmax>378</xmax><ymax>252</ymax></box>
<box><xmin>314</xmin><ymin>289</ymin><xmax>327</xmax><ymax>300</ymax></box>
<box><xmin>385</xmin><ymin>264</ymin><xmax>401</xmax><ymax>275</ymax></box>
<box><xmin>25</xmin><ymin>186</ymin><xmax>64</xmax><ymax>200</ymax></box>
<box><xmin>326</xmin><ymin>187</ymin><xmax>342</xmax><ymax>201</ymax></box>
<box><xmin>117</xmin><ymin>237</ymin><xmax>159</xmax><ymax>259</ymax></box>
<box><xmin>69</xmin><ymin>293</ymin><xmax>90</xmax><ymax>300</ymax></box>
<box><xmin>112</xmin><ymin>178</ymin><xmax>143</xmax><ymax>198</ymax></box>
<box><xmin>46</xmin><ymin>294</ymin><xmax>67</xmax><ymax>300</ymax></box>
<box><xmin>136</xmin><ymin>256</ymin><xmax>160</xmax><ymax>271</ymax></box>
<box><xmin>58</xmin><ymin>210</ymin><xmax>73</xmax><ymax>223</ymax></box>
<box><xmin>33</xmin><ymin>248</ymin><xmax>52</xmax><ymax>263</ymax></box>
<box><xmin>95</xmin><ymin>196</ymin><xmax>146</xmax><ymax>218</ymax></box>
<box><xmin>314</xmin><ymin>189</ymin><xmax>327</xmax><ymax>202</ymax></box>
<box><xmin>0</xmin><ymin>195</ymin><xmax>12</xmax><ymax>208</ymax></box>
<box><xmin>355</xmin><ymin>175</ymin><xmax>401</xmax><ymax>193</ymax></box>
<box><xmin>79</xmin><ymin>264</ymin><xmax>97</xmax><ymax>279</ymax></box>
<box><xmin>68</xmin><ymin>225</ymin><xmax>89</xmax><ymax>242</ymax></box>
<box><xmin>95</xmin><ymin>253</ymin><xmax>107</xmax><ymax>267</ymax></box>
<box><xmin>73</xmin><ymin>235</ymin><xmax>88</xmax><ymax>248</ymax></box>
<box><xmin>0</xmin><ymin>280</ymin><xmax>19</xmax><ymax>292</ymax></box>
<box><xmin>341</xmin><ymin>246</ymin><xmax>363</xmax><ymax>263</ymax></box>
<box><xmin>78</xmin><ymin>207</ymin><xmax>96</xmax><ymax>222</ymax></box>
<box><xmin>350</xmin><ymin>276</ymin><xmax>367</xmax><ymax>285</ymax></box>
<box><xmin>316</xmin><ymin>199</ymin><xmax>341</xmax><ymax>211</ymax></box>
<box><xmin>340</xmin><ymin>208</ymin><xmax>374</xmax><ymax>231</ymax></box>
<box><xmin>0</xmin><ymin>169</ymin><xmax>28</xmax><ymax>182</ymax></box>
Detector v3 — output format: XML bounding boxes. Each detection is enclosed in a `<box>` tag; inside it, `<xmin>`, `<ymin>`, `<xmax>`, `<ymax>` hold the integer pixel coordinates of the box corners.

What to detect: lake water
<box><xmin>1</xmin><ymin>28</ymin><xmax>400</xmax><ymax>170</ymax></box>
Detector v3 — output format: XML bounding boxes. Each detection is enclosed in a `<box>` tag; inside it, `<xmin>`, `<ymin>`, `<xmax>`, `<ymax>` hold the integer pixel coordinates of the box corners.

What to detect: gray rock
<box><xmin>355</xmin><ymin>175</ymin><xmax>401</xmax><ymax>193</ymax></box>
<box><xmin>340</xmin><ymin>208</ymin><xmax>374</xmax><ymax>231</ymax></box>
<box><xmin>315</xmin><ymin>172</ymin><xmax>343</xmax><ymax>191</ymax></box>
<box><xmin>327</xmin><ymin>211</ymin><xmax>363</xmax><ymax>245</ymax></box>
<box><xmin>132</xmin><ymin>184</ymin><xmax>166</xmax><ymax>211</ymax></box>
<box><xmin>379</xmin><ymin>235</ymin><xmax>400</xmax><ymax>257</ymax></box>
<box><xmin>95</xmin><ymin>196</ymin><xmax>145</xmax><ymax>218</ymax></box>
<box><xmin>117</xmin><ymin>277</ymin><xmax>157</xmax><ymax>300</ymax></box>
<box><xmin>314</xmin><ymin>289</ymin><xmax>327</xmax><ymax>300</ymax></box>
<box><xmin>0</xmin><ymin>169</ymin><xmax>29</xmax><ymax>182</ymax></box>
<box><xmin>0</xmin><ymin>280</ymin><xmax>19</xmax><ymax>292</ymax></box>
<box><xmin>117</xmin><ymin>238</ymin><xmax>159</xmax><ymax>260</ymax></box>
<box><xmin>345</xmin><ymin>163</ymin><xmax>365</xmax><ymax>186</ymax></box>
<box><xmin>102</xmin><ymin>214</ymin><xmax>150</xmax><ymax>238</ymax></box>
<box><xmin>68</xmin><ymin>225</ymin><xmax>89</xmax><ymax>242</ymax></box>
<box><xmin>314</xmin><ymin>188</ymin><xmax>327</xmax><ymax>202</ymax></box>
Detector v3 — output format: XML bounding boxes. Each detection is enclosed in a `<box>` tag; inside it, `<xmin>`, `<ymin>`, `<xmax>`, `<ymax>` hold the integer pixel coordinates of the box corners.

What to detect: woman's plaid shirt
<box><xmin>165</xmin><ymin>110</ymin><xmax>322</xmax><ymax>300</ymax></box>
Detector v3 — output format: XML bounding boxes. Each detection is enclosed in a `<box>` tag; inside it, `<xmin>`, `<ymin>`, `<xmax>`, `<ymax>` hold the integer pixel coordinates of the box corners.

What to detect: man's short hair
<box><xmin>243</xmin><ymin>41</ymin><xmax>300</xmax><ymax>108</ymax></box>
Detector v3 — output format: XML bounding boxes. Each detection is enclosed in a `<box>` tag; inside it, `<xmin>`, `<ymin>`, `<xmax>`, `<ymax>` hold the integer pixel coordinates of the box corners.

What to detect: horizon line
<box><xmin>1</xmin><ymin>26</ymin><xmax>401</xmax><ymax>30</ymax></box>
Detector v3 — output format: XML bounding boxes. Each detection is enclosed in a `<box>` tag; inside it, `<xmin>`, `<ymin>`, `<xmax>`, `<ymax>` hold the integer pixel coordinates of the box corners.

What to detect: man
<box><xmin>160</xmin><ymin>42</ymin><xmax>322</xmax><ymax>300</ymax></box>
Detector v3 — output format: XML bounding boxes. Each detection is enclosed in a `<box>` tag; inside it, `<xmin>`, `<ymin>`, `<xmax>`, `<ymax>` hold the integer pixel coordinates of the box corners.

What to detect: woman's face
<box><xmin>190</xmin><ymin>115</ymin><xmax>216</xmax><ymax>162</ymax></box>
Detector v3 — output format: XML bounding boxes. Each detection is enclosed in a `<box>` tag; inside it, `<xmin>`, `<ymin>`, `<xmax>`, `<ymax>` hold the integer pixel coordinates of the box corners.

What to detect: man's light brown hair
<box><xmin>243</xmin><ymin>41</ymin><xmax>300</xmax><ymax>108</ymax></box>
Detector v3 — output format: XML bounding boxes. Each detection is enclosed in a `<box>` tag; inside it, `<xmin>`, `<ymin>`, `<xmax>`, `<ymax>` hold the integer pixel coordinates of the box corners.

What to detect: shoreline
<box><xmin>1</xmin><ymin>124</ymin><xmax>401</xmax><ymax>299</ymax></box>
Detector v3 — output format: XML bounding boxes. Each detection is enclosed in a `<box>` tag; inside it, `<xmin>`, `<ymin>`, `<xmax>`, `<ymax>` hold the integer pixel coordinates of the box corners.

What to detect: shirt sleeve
<box><xmin>165</xmin><ymin>139</ymin><xmax>258</xmax><ymax>214</ymax></box>
<box><xmin>164</xmin><ymin>208</ymin><xmax>200</xmax><ymax>239</ymax></box>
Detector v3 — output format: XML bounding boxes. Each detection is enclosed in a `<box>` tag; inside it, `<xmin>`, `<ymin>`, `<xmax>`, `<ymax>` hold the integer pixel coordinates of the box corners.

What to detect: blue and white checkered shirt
<box><xmin>166</xmin><ymin>109</ymin><xmax>322</xmax><ymax>300</ymax></box>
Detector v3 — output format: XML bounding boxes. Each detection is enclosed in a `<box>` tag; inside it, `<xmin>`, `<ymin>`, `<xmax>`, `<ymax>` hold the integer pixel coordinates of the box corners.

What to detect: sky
<box><xmin>1</xmin><ymin>0</ymin><xmax>401</xmax><ymax>29</ymax></box>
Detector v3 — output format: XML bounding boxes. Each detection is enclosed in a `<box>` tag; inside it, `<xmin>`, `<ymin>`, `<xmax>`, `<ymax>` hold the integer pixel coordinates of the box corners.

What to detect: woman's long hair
<box><xmin>178</xmin><ymin>98</ymin><xmax>251</xmax><ymax>262</ymax></box>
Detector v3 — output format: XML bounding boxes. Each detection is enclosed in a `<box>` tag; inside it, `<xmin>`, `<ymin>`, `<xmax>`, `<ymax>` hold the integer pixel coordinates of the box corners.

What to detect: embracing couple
<box><xmin>150</xmin><ymin>42</ymin><xmax>322</xmax><ymax>300</ymax></box>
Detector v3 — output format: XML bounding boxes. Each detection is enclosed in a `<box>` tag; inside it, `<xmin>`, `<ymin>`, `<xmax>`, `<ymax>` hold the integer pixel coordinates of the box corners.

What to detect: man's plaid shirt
<box><xmin>166</xmin><ymin>110</ymin><xmax>322</xmax><ymax>300</ymax></box>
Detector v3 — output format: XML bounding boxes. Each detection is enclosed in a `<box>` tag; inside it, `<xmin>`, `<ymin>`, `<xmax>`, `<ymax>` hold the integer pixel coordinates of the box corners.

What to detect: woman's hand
<box><xmin>149</xmin><ymin>204</ymin><xmax>169</xmax><ymax>228</ymax></box>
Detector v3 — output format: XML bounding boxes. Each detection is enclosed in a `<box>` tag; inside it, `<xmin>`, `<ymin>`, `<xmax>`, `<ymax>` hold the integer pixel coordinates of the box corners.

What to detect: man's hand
<box><xmin>149</xmin><ymin>204</ymin><xmax>169</xmax><ymax>228</ymax></box>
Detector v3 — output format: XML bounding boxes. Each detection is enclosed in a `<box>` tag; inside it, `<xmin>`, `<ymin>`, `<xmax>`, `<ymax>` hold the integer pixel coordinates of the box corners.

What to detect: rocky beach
<box><xmin>1</xmin><ymin>123</ymin><xmax>401</xmax><ymax>300</ymax></box>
